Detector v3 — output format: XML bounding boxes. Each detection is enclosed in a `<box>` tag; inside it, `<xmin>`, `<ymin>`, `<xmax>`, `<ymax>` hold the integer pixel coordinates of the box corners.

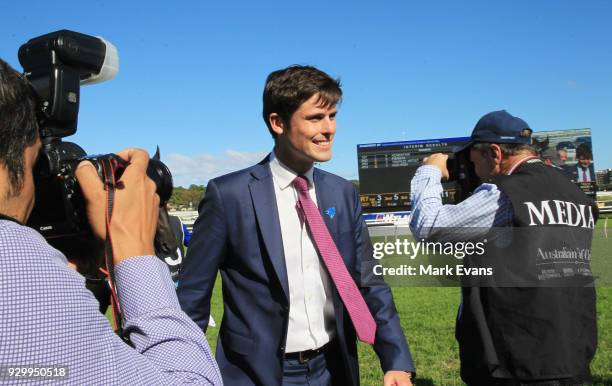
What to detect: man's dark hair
<box><xmin>576</xmin><ymin>144</ymin><xmax>593</xmax><ymax>160</ymax></box>
<box><xmin>0</xmin><ymin>58</ymin><xmax>39</xmax><ymax>195</ymax></box>
<box><xmin>472</xmin><ymin>142</ymin><xmax>537</xmax><ymax>157</ymax></box>
<box><xmin>262</xmin><ymin>65</ymin><xmax>342</xmax><ymax>138</ymax></box>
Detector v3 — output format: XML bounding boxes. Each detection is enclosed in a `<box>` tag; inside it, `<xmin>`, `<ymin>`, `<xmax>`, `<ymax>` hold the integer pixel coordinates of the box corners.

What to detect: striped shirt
<box><xmin>409</xmin><ymin>165</ymin><xmax>513</xmax><ymax>240</ymax></box>
<box><xmin>0</xmin><ymin>219</ymin><xmax>222</xmax><ymax>385</ymax></box>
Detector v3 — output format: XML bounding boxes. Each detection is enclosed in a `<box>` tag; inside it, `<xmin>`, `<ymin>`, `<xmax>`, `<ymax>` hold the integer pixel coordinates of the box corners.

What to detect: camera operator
<box><xmin>409</xmin><ymin>110</ymin><xmax>597</xmax><ymax>385</ymax></box>
<box><xmin>0</xmin><ymin>59</ymin><xmax>222</xmax><ymax>385</ymax></box>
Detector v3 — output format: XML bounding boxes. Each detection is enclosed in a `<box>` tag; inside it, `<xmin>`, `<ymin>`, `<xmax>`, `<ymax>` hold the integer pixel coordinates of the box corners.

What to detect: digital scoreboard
<box><xmin>357</xmin><ymin>137</ymin><xmax>470</xmax><ymax>213</ymax></box>
<box><xmin>357</xmin><ymin>128</ymin><xmax>596</xmax><ymax>216</ymax></box>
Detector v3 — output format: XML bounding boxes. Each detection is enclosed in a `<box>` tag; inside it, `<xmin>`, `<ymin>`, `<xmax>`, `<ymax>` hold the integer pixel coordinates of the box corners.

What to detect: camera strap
<box><xmin>0</xmin><ymin>213</ymin><xmax>22</xmax><ymax>225</ymax></box>
<box><xmin>99</xmin><ymin>157</ymin><xmax>127</xmax><ymax>341</ymax></box>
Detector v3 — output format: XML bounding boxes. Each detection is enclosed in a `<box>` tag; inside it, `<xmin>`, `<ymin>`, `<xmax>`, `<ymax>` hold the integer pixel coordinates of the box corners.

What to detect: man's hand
<box><xmin>384</xmin><ymin>370</ymin><xmax>413</xmax><ymax>386</ymax></box>
<box><xmin>75</xmin><ymin>148</ymin><xmax>159</xmax><ymax>264</ymax></box>
<box><xmin>423</xmin><ymin>152</ymin><xmax>449</xmax><ymax>180</ymax></box>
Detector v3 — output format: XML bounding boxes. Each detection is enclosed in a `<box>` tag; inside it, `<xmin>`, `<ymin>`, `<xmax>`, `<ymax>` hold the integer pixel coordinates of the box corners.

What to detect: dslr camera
<box><xmin>446</xmin><ymin>147</ymin><xmax>480</xmax><ymax>203</ymax></box>
<box><xmin>19</xmin><ymin>30</ymin><xmax>173</xmax><ymax>246</ymax></box>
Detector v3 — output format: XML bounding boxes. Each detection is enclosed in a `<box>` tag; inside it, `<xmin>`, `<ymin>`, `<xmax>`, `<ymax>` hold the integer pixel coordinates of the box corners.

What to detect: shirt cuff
<box><xmin>114</xmin><ymin>256</ymin><xmax>179</xmax><ymax>320</ymax></box>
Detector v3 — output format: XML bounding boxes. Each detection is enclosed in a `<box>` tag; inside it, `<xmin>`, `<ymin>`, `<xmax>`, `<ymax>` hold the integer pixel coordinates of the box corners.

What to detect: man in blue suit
<box><xmin>178</xmin><ymin>65</ymin><xmax>415</xmax><ymax>385</ymax></box>
<box><xmin>561</xmin><ymin>144</ymin><xmax>595</xmax><ymax>183</ymax></box>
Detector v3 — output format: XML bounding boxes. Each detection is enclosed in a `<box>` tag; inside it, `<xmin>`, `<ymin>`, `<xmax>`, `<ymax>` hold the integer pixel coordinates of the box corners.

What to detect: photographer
<box><xmin>409</xmin><ymin>110</ymin><xmax>597</xmax><ymax>385</ymax></box>
<box><xmin>0</xmin><ymin>59</ymin><xmax>222</xmax><ymax>385</ymax></box>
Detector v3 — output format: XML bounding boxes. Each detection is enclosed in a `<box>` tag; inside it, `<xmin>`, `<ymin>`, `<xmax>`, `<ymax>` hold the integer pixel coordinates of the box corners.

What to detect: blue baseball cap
<box><xmin>455</xmin><ymin>110</ymin><xmax>532</xmax><ymax>152</ymax></box>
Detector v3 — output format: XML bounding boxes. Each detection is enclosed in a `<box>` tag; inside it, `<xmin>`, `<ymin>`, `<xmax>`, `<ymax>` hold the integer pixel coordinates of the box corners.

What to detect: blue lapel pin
<box><xmin>325</xmin><ymin>207</ymin><xmax>336</xmax><ymax>219</ymax></box>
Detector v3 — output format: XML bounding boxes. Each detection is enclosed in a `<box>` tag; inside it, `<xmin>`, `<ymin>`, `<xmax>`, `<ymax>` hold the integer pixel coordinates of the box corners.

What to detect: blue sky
<box><xmin>1</xmin><ymin>0</ymin><xmax>611</xmax><ymax>186</ymax></box>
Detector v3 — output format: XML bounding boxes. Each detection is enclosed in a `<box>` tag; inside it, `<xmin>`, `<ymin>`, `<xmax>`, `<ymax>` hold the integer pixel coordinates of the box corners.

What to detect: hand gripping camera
<box><xmin>19</xmin><ymin>30</ymin><xmax>173</xmax><ymax>244</ymax></box>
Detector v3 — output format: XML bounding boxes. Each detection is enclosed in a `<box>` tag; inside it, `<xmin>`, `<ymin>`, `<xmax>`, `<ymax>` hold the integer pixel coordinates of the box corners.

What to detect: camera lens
<box><xmin>147</xmin><ymin>158</ymin><xmax>173</xmax><ymax>204</ymax></box>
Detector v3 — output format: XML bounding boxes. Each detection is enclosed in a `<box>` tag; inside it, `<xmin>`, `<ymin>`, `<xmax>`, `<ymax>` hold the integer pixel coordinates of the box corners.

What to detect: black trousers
<box><xmin>465</xmin><ymin>369</ymin><xmax>593</xmax><ymax>386</ymax></box>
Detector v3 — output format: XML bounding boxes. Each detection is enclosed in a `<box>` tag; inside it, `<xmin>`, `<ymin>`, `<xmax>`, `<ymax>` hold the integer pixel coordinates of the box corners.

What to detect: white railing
<box><xmin>169</xmin><ymin>210</ymin><xmax>199</xmax><ymax>231</ymax></box>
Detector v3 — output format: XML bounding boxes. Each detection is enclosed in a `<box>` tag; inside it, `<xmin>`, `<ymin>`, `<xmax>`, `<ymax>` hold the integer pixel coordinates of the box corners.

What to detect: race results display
<box><xmin>357</xmin><ymin>137</ymin><xmax>470</xmax><ymax>212</ymax></box>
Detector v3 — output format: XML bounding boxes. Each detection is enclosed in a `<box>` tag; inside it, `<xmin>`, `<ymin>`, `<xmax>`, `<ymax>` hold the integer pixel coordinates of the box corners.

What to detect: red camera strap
<box><xmin>99</xmin><ymin>157</ymin><xmax>125</xmax><ymax>339</ymax></box>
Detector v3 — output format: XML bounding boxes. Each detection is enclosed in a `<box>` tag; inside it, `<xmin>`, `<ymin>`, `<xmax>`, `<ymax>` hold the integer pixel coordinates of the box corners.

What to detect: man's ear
<box><xmin>490</xmin><ymin>144</ymin><xmax>503</xmax><ymax>165</ymax></box>
<box><xmin>269</xmin><ymin>113</ymin><xmax>286</xmax><ymax>137</ymax></box>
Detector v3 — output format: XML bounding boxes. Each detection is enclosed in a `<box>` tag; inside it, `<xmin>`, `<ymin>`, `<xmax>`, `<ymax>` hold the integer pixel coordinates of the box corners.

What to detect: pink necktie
<box><xmin>293</xmin><ymin>176</ymin><xmax>377</xmax><ymax>345</ymax></box>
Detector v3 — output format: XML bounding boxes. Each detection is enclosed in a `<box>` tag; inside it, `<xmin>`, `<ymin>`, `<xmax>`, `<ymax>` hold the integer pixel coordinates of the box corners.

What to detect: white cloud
<box><xmin>165</xmin><ymin>150</ymin><xmax>268</xmax><ymax>187</ymax></box>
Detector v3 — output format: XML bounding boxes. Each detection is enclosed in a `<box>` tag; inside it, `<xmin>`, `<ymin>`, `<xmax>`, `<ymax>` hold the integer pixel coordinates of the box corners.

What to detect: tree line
<box><xmin>169</xmin><ymin>185</ymin><xmax>205</xmax><ymax>210</ymax></box>
<box><xmin>169</xmin><ymin>180</ymin><xmax>358</xmax><ymax>211</ymax></box>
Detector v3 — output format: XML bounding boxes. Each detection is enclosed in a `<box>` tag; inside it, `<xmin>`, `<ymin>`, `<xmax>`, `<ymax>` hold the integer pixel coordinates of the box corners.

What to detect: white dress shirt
<box><xmin>576</xmin><ymin>165</ymin><xmax>592</xmax><ymax>182</ymax></box>
<box><xmin>269</xmin><ymin>152</ymin><xmax>336</xmax><ymax>352</ymax></box>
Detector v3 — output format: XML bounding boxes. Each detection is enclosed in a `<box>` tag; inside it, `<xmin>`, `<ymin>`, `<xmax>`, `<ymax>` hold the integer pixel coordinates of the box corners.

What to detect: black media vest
<box><xmin>457</xmin><ymin>160</ymin><xmax>598</xmax><ymax>382</ymax></box>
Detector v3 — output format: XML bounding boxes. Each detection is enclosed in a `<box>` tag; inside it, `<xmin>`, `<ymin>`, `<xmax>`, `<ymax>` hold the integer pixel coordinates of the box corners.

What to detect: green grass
<box><xmin>107</xmin><ymin>223</ymin><xmax>612</xmax><ymax>385</ymax></box>
<box><xmin>187</xmin><ymin>285</ymin><xmax>611</xmax><ymax>385</ymax></box>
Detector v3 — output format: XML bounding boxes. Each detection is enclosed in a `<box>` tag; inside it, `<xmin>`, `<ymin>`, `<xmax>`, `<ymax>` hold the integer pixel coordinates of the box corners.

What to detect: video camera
<box><xmin>18</xmin><ymin>30</ymin><xmax>173</xmax><ymax>244</ymax></box>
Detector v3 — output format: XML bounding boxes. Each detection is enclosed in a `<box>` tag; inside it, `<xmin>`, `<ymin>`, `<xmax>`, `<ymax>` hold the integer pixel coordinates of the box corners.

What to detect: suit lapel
<box><xmin>314</xmin><ymin>169</ymin><xmax>339</xmax><ymax>240</ymax></box>
<box><xmin>249</xmin><ymin>161</ymin><xmax>289</xmax><ymax>301</ymax></box>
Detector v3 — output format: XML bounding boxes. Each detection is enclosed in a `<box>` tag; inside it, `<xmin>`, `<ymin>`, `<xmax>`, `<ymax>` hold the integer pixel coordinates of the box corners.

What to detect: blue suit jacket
<box><xmin>177</xmin><ymin>157</ymin><xmax>414</xmax><ymax>385</ymax></box>
<box><xmin>561</xmin><ymin>163</ymin><xmax>596</xmax><ymax>182</ymax></box>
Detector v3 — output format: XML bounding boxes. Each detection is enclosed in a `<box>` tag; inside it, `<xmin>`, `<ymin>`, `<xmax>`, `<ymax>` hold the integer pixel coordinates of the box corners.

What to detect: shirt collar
<box><xmin>269</xmin><ymin>151</ymin><xmax>314</xmax><ymax>190</ymax></box>
<box><xmin>506</xmin><ymin>155</ymin><xmax>540</xmax><ymax>175</ymax></box>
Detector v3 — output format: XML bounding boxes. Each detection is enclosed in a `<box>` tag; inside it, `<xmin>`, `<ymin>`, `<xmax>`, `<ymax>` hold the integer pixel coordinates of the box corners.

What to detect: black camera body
<box><xmin>19</xmin><ymin>30</ymin><xmax>173</xmax><ymax>242</ymax></box>
<box><xmin>28</xmin><ymin>139</ymin><xmax>87</xmax><ymax>239</ymax></box>
<box><xmin>28</xmin><ymin>143</ymin><xmax>173</xmax><ymax>240</ymax></box>
<box><xmin>447</xmin><ymin>148</ymin><xmax>480</xmax><ymax>203</ymax></box>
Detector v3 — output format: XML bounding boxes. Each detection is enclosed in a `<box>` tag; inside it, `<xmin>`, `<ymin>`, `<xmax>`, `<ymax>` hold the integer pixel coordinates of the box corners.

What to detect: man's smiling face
<box><xmin>273</xmin><ymin>93</ymin><xmax>337</xmax><ymax>172</ymax></box>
